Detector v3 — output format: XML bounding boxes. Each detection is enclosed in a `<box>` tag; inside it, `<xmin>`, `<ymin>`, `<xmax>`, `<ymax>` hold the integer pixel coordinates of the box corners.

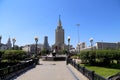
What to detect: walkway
<box><xmin>14</xmin><ymin>60</ymin><xmax>89</xmax><ymax>80</ymax></box>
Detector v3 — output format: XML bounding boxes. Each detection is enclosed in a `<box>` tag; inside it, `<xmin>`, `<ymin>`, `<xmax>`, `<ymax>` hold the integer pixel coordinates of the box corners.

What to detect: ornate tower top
<box><xmin>57</xmin><ymin>15</ymin><xmax>62</xmax><ymax>29</ymax></box>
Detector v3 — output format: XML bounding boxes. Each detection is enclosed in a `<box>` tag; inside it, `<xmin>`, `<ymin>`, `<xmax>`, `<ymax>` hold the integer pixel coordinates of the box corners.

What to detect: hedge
<box><xmin>79</xmin><ymin>50</ymin><xmax>120</xmax><ymax>65</ymax></box>
<box><xmin>1</xmin><ymin>50</ymin><xmax>27</xmax><ymax>62</ymax></box>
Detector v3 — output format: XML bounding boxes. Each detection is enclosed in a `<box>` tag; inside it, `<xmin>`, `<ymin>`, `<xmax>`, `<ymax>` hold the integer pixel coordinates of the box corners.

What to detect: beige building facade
<box><xmin>95</xmin><ymin>42</ymin><xmax>120</xmax><ymax>50</ymax></box>
<box><xmin>52</xmin><ymin>16</ymin><xmax>66</xmax><ymax>52</ymax></box>
<box><xmin>76</xmin><ymin>42</ymin><xmax>86</xmax><ymax>52</ymax></box>
<box><xmin>79</xmin><ymin>42</ymin><xmax>120</xmax><ymax>51</ymax></box>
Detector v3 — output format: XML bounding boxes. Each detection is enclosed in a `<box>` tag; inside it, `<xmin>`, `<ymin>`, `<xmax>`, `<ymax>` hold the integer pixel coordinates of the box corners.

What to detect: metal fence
<box><xmin>0</xmin><ymin>58</ymin><xmax>39</xmax><ymax>80</ymax></box>
<box><xmin>67</xmin><ymin>59</ymin><xmax>107</xmax><ymax>80</ymax></box>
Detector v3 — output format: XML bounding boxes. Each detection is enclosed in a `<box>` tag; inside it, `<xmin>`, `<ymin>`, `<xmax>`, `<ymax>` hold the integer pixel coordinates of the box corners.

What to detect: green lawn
<box><xmin>80</xmin><ymin>64</ymin><xmax>120</xmax><ymax>78</ymax></box>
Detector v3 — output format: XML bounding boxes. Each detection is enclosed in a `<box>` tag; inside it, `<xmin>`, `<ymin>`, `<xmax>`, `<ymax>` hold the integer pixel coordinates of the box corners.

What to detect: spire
<box><xmin>7</xmin><ymin>36</ymin><xmax>11</xmax><ymax>44</ymax></box>
<box><xmin>58</xmin><ymin>15</ymin><xmax>62</xmax><ymax>27</ymax></box>
<box><xmin>7</xmin><ymin>36</ymin><xmax>12</xmax><ymax>49</ymax></box>
<box><xmin>8</xmin><ymin>36</ymin><xmax>11</xmax><ymax>42</ymax></box>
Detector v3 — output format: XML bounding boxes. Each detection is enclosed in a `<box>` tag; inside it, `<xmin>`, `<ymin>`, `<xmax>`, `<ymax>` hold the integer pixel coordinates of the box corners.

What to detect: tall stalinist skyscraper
<box><xmin>53</xmin><ymin>15</ymin><xmax>66</xmax><ymax>53</ymax></box>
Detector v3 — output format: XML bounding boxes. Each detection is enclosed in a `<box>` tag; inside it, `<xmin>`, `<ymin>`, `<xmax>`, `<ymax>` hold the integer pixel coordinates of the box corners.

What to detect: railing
<box><xmin>67</xmin><ymin>58</ymin><xmax>107</xmax><ymax>80</ymax></box>
<box><xmin>0</xmin><ymin>58</ymin><xmax>39</xmax><ymax>80</ymax></box>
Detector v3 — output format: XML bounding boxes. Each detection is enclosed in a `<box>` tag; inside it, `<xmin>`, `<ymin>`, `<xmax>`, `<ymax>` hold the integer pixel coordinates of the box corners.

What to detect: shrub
<box><xmin>79</xmin><ymin>51</ymin><xmax>89</xmax><ymax>63</ymax></box>
<box><xmin>0</xmin><ymin>50</ymin><xmax>4</xmax><ymax>58</ymax></box>
<box><xmin>41</xmin><ymin>49</ymin><xmax>49</xmax><ymax>56</ymax></box>
<box><xmin>2</xmin><ymin>50</ymin><xmax>27</xmax><ymax>62</ymax></box>
<box><xmin>60</xmin><ymin>50</ymin><xmax>68</xmax><ymax>54</ymax></box>
<box><xmin>71</xmin><ymin>55</ymin><xmax>78</xmax><ymax>59</ymax></box>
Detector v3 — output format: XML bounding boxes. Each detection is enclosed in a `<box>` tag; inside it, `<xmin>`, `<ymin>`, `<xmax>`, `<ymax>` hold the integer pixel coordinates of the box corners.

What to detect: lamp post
<box><xmin>28</xmin><ymin>45</ymin><xmax>30</xmax><ymax>55</ymax></box>
<box><xmin>101</xmin><ymin>40</ymin><xmax>103</xmax><ymax>50</ymax></box>
<box><xmin>34</xmin><ymin>36</ymin><xmax>38</xmax><ymax>57</ymax></box>
<box><xmin>76</xmin><ymin>24</ymin><xmax>80</xmax><ymax>53</ymax></box>
<box><xmin>78</xmin><ymin>42</ymin><xmax>81</xmax><ymax>53</ymax></box>
<box><xmin>68</xmin><ymin>36</ymin><xmax>70</xmax><ymax>55</ymax></box>
<box><xmin>0</xmin><ymin>36</ymin><xmax>2</xmax><ymax>50</ymax></box>
<box><xmin>89</xmin><ymin>38</ymin><xmax>93</xmax><ymax>50</ymax></box>
<box><xmin>12</xmin><ymin>38</ymin><xmax>16</xmax><ymax>50</ymax></box>
<box><xmin>66</xmin><ymin>36</ymin><xmax>70</xmax><ymax>65</ymax></box>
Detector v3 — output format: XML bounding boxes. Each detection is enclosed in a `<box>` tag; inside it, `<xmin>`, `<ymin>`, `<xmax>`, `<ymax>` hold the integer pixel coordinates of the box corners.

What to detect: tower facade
<box><xmin>43</xmin><ymin>36</ymin><xmax>50</xmax><ymax>50</ymax></box>
<box><xmin>53</xmin><ymin>16</ymin><xmax>66</xmax><ymax>52</ymax></box>
<box><xmin>55</xmin><ymin>16</ymin><xmax>64</xmax><ymax>45</ymax></box>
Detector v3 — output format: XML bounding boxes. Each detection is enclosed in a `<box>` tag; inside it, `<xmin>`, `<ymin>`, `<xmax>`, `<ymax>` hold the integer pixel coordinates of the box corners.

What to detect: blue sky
<box><xmin>0</xmin><ymin>0</ymin><xmax>120</xmax><ymax>47</ymax></box>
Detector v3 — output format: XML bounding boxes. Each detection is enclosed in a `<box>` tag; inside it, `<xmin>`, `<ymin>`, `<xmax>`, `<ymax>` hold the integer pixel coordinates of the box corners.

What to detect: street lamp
<box><xmin>28</xmin><ymin>45</ymin><xmax>30</xmax><ymax>55</ymax></box>
<box><xmin>76</xmin><ymin>24</ymin><xmax>80</xmax><ymax>53</ymax></box>
<box><xmin>0</xmin><ymin>35</ymin><xmax>2</xmax><ymax>43</ymax></box>
<box><xmin>0</xmin><ymin>36</ymin><xmax>2</xmax><ymax>49</ymax></box>
<box><xmin>68</xmin><ymin>36</ymin><xmax>70</xmax><ymax>54</ymax></box>
<box><xmin>78</xmin><ymin>42</ymin><xmax>81</xmax><ymax>53</ymax></box>
<box><xmin>12</xmin><ymin>38</ymin><xmax>16</xmax><ymax>50</ymax></box>
<box><xmin>34</xmin><ymin>36</ymin><xmax>38</xmax><ymax>57</ymax></box>
<box><xmin>76</xmin><ymin>24</ymin><xmax>80</xmax><ymax>43</ymax></box>
<box><xmin>101</xmin><ymin>40</ymin><xmax>103</xmax><ymax>50</ymax></box>
<box><xmin>89</xmin><ymin>38</ymin><xmax>93</xmax><ymax>50</ymax></box>
<box><xmin>66</xmin><ymin>36</ymin><xmax>70</xmax><ymax>65</ymax></box>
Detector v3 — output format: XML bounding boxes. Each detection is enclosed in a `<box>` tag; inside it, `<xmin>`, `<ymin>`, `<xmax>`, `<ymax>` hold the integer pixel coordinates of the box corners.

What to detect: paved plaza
<box><xmin>14</xmin><ymin>60</ymin><xmax>88</xmax><ymax>80</ymax></box>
